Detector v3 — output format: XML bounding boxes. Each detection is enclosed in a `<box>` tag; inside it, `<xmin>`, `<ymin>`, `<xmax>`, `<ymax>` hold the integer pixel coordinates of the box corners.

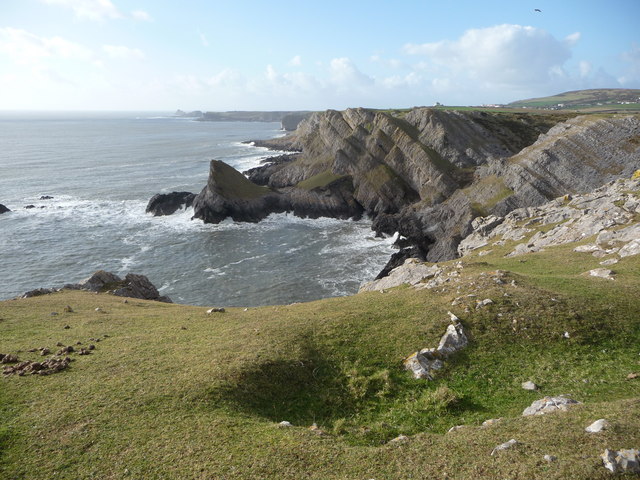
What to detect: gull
<box><xmin>534</xmin><ymin>8</ymin><xmax>542</xmax><ymax>12</ymax></box>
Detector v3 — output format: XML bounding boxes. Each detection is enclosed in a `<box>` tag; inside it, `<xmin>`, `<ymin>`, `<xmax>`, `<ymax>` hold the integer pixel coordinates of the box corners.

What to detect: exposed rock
<box><xmin>459</xmin><ymin>178</ymin><xmax>640</xmax><ymax>260</ymax></box>
<box><xmin>0</xmin><ymin>353</ymin><xmax>19</xmax><ymax>364</ymax></box>
<box><xmin>544</xmin><ymin>455</ymin><xmax>557</xmax><ymax>462</ymax></box>
<box><xmin>585</xmin><ymin>419</ymin><xmax>610</xmax><ymax>433</ymax></box>
<box><xmin>522</xmin><ymin>395</ymin><xmax>581</xmax><ymax>416</ymax></box>
<box><xmin>404</xmin><ymin>317</ymin><xmax>467</xmax><ymax>380</ymax></box>
<box><xmin>482</xmin><ymin>418</ymin><xmax>502</xmax><ymax>428</ymax></box>
<box><xmin>437</xmin><ymin>322</ymin><xmax>468</xmax><ymax>355</ymax></box>
<box><xmin>63</xmin><ymin>305</ymin><xmax>74</xmax><ymax>313</ymax></box>
<box><xmin>0</xmin><ymin>203</ymin><xmax>11</xmax><ymax>214</ymax></box>
<box><xmin>491</xmin><ymin>439</ymin><xmax>518</xmax><ymax>456</ymax></box>
<box><xmin>206</xmin><ymin>307</ymin><xmax>225</xmax><ymax>314</ymax></box>
<box><xmin>360</xmin><ymin>258</ymin><xmax>441</xmax><ymax>292</ymax></box>
<box><xmin>587</xmin><ymin>268</ymin><xmax>615</xmax><ymax>280</ymax></box>
<box><xmin>522</xmin><ymin>381</ymin><xmax>538</xmax><ymax>391</ymax></box>
<box><xmin>628</xmin><ymin>373</ymin><xmax>639</xmax><ymax>380</ymax></box>
<box><xmin>278</xmin><ymin>421</ymin><xmax>292</xmax><ymax>428</ymax></box>
<box><xmin>78</xmin><ymin>270</ymin><xmax>122</xmax><ymax>292</ymax></box>
<box><xmin>110</xmin><ymin>273</ymin><xmax>172</xmax><ymax>303</ymax></box>
<box><xmin>39</xmin><ymin>195</ymin><xmax>54</xmax><ymax>200</ymax></box>
<box><xmin>388</xmin><ymin>435</ymin><xmax>409</xmax><ymax>444</ymax></box>
<box><xmin>447</xmin><ymin>425</ymin><xmax>466</xmax><ymax>433</ymax></box>
<box><xmin>601</xmin><ymin>448</ymin><xmax>640</xmax><ymax>474</ymax></box>
<box><xmin>244</xmin><ymin>154</ymin><xmax>298</xmax><ymax>185</ymax></box>
<box><xmin>3</xmin><ymin>356</ymin><xmax>71</xmax><ymax>376</ymax></box>
<box><xmin>146</xmin><ymin>191</ymin><xmax>196</xmax><ymax>216</ymax></box>
<box><xmin>22</xmin><ymin>288</ymin><xmax>56</xmax><ymax>298</ymax></box>
<box><xmin>476</xmin><ymin>298</ymin><xmax>493</xmax><ymax>309</ymax></box>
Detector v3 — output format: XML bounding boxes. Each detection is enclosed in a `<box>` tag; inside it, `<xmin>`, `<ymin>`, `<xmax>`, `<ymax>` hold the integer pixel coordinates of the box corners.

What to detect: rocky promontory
<box><xmin>153</xmin><ymin>107</ymin><xmax>640</xmax><ymax>273</ymax></box>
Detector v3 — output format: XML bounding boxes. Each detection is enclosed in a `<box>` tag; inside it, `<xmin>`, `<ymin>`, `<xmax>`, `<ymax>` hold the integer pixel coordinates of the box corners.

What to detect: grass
<box><xmin>211</xmin><ymin>160</ymin><xmax>272</xmax><ymax>199</ymax></box>
<box><xmin>296</xmin><ymin>170</ymin><xmax>346</xmax><ymax>190</ymax></box>
<box><xmin>1</xmin><ymin>234</ymin><xmax>639</xmax><ymax>478</ymax></box>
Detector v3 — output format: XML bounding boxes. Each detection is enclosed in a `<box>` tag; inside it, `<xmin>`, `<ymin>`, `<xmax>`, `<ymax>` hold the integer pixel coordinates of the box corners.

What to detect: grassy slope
<box><xmin>1</xmin><ymin>237</ymin><xmax>639</xmax><ymax>478</ymax></box>
<box><xmin>508</xmin><ymin>88</ymin><xmax>640</xmax><ymax>111</ymax></box>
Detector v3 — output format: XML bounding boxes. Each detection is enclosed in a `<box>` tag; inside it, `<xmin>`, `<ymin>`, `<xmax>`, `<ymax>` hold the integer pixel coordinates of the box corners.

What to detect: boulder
<box><xmin>110</xmin><ymin>273</ymin><xmax>172</xmax><ymax>303</ymax></box>
<box><xmin>146</xmin><ymin>191</ymin><xmax>196</xmax><ymax>216</ymax></box>
<box><xmin>586</xmin><ymin>419</ymin><xmax>610</xmax><ymax>433</ymax></box>
<box><xmin>360</xmin><ymin>258</ymin><xmax>441</xmax><ymax>292</ymax></box>
<box><xmin>78</xmin><ymin>270</ymin><xmax>123</xmax><ymax>292</ymax></box>
<box><xmin>601</xmin><ymin>449</ymin><xmax>640</xmax><ymax>474</ymax></box>
<box><xmin>522</xmin><ymin>396</ymin><xmax>581</xmax><ymax>416</ymax></box>
<box><xmin>0</xmin><ymin>203</ymin><xmax>10</xmax><ymax>214</ymax></box>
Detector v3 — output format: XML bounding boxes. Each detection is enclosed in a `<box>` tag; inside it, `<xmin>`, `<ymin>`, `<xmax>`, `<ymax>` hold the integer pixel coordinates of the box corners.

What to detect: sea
<box><xmin>0</xmin><ymin>112</ymin><xmax>396</xmax><ymax>307</ymax></box>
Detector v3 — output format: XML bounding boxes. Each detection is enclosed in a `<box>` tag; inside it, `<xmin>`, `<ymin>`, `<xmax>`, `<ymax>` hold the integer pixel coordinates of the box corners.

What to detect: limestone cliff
<box><xmin>171</xmin><ymin>107</ymin><xmax>640</xmax><ymax>268</ymax></box>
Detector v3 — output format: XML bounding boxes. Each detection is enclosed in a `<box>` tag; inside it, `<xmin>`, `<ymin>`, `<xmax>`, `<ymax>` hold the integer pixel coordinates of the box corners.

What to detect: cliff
<box><xmin>164</xmin><ymin>107</ymin><xmax>639</xmax><ymax>267</ymax></box>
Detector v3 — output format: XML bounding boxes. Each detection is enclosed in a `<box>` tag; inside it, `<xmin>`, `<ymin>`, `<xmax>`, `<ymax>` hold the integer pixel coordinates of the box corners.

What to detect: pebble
<box><xmin>491</xmin><ymin>439</ymin><xmax>518</xmax><ymax>456</ymax></box>
<box><xmin>522</xmin><ymin>381</ymin><xmax>538</xmax><ymax>391</ymax></box>
<box><xmin>544</xmin><ymin>455</ymin><xmax>557</xmax><ymax>462</ymax></box>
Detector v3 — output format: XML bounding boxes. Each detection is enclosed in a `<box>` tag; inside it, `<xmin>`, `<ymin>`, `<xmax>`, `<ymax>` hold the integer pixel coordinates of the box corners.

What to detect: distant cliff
<box><xmin>175</xmin><ymin>110</ymin><xmax>314</xmax><ymax>131</ymax></box>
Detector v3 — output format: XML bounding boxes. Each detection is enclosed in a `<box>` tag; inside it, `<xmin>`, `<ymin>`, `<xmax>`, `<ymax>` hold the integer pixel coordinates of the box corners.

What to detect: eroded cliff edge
<box><xmin>156</xmin><ymin>107</ymin><xmax>640</xmax><ymax>265</ymax></box>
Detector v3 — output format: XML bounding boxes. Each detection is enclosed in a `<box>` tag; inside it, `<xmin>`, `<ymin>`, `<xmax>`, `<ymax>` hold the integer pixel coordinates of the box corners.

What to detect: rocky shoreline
<box><xmin>148</xmin><ymin>108</ymin><xmax>640</xmax><ymax>281</ymax></box>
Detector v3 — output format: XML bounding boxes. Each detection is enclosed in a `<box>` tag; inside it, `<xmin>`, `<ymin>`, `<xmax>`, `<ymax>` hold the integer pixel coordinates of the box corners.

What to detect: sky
<box><xmin>1</xmin><ymin>0</ymin><xmax>639</xmax><ymax>111</ymax></box>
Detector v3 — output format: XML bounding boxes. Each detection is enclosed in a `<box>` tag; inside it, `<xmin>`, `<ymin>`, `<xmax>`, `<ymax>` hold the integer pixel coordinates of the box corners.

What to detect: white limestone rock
<box><xmin>522</xmin><ymin>396</ymin><xmax>581</xmax><ymax>416</ymax></box>
<box><xmin>602</xmin><ymin>448</ymin><xmax>640</xmax><ymax>474</ymax></box>
<box><xmin>585</xmin><ymin>419</ymin><xmax>610</xmax><ymax>433</ymax></box>
<box><xmin>491</xmin><ymin>439</ymin><xmax>518</xmax><ymax>456</ymax></box>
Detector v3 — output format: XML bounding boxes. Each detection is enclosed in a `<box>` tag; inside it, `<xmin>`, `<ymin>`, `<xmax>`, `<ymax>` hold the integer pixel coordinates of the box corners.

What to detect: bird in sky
<box><xmin>534</xmin><ymin>8</ymin><xmax>542</xmax><ymax>12</ymax></box>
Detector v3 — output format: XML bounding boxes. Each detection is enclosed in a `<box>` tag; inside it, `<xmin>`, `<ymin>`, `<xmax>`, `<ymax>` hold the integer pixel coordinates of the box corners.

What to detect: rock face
<box><xmin>156</xmin><ymin>107</ymin><xmax>639</xmax><ymax>275</ymax></box>
<box><xmin>459</xmin><ymin>178</ymin><xmax>640</xmax><ymax>261</ymax></box>
<box><xmin>191</xmin><ymin>159</ymin><xmax>363</xmax><ymax>223</ymax></box>
<box><xmin>146</xmin><ymin>191</ymin><xmax>196</xmax><ymax>216</ymax></box>
<box><xmin>0</xmin><ymin>203</ymin><xmax>10</xmax><ymax>214</ymax></box>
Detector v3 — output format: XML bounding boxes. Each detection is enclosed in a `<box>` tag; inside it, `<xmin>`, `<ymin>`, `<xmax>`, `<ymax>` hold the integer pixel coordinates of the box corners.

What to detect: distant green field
<box><xmin>508</xmin><ymin>88</ymin><xmax>640</xmax><ymax>111</ymax></box>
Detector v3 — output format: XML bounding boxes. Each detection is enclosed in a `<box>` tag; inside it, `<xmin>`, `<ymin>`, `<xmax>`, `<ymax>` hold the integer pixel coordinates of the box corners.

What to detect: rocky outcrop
<box><xmin>146</xmin><ymin>191</ymin><xmax>196</xmax><ymax>216</ymax></box>
<box><xmin>0</xmin><ymin>203</ymin><xmax>11</xmax><ymax>214</ymax></box>
<box><xmin>458</xmin><ymin>178</ymin><xmax>640</xmax><ymax>260</ymax></box>
<box><xmin>159</xmin><ymin>107</ymin><xmax>639</xmax><ymax>275</ymax></box>
<box><xmin>191</xmin><ymin>160</ymin><xmax>363</xmax><ymax>223</ymax></box>
<box><xmin>602</xmin><ymin>448</ymin><xmax>640</xmax><ymax>474</ymax></box>
<box><xmin>22</xmin><ymin>270</ymin><xmax>172</xmax><ymax>303</ymax></box>
<box><xmin>522</xmin><ymin>396</ymin><xmax>581</xmax><ymax>416</ymax></box>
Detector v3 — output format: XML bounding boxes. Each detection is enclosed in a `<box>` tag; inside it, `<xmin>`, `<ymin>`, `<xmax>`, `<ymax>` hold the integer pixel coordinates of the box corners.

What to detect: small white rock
<box><xmin>522</xmin><ymin>381</ymin><xmax>538</xmax><ymax>391</ymax></box>
<box><xmin>389</xmin><ymin>434</ymin><xmax>409</xmax><ymax>444</ymax></box>
<box><xmin>586</xmin><ymin>419</ymin><xmax>610</xmax><ymax>433</ymax></box>
<box><xmin>278</xmin><ymin>421</ymin><xmax>292</xmax><ymax>428</ymax></box>
<box><xmin>491</xmin><ymin>439</ymin><xmax>518</xmax><ymax>456</ymax></box>
<box><xmin>544</xmin><ymin>454</ymin><xmax>557</xmax><ymax>462</ymax></box>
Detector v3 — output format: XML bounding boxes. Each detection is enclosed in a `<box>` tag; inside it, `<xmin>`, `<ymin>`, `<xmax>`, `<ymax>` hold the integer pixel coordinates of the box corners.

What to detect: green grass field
<box><xmin>1</xmin><ymin>226</ymin><xmax>639</xmax><ymax>479</ymax></box>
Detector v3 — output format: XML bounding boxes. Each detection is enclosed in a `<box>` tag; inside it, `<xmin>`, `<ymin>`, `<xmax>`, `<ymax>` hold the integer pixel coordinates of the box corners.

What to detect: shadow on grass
<box><xmin>207</xmin><ymin>340</ymin><xmax>355</xmax><ymax>425</ymax></box>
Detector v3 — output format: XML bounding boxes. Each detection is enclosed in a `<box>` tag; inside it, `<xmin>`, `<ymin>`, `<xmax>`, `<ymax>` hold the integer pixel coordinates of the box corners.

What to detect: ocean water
<box><xmin>0</xmin><ymin>112</ymin><xmax>395</xmax><ymax>306</ymax></box>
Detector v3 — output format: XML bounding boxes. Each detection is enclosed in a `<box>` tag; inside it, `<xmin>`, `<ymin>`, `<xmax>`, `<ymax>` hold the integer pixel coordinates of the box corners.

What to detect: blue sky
<box><xmin>1</xmin><ymin>0</ymin><xmax>639</xmax><ymax>111</ymax></box>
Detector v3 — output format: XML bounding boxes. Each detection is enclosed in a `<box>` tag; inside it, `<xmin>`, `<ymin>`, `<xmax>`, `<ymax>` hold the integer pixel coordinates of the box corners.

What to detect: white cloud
<box><xmin>0</xmin><ymin>27</ymin><xmax>93</xmax><ymax>64</ymax></box>
<box><xmin>102</xmin><ymin>44</ymin><xmax>144</xmax><ymax>60</ymax></box>
<box><xmin>404</xmin><ymin>24</ymin><xmax>572</xmax><ymax>87</ymax></box>
<box><xmin>131</xmin><ymin>10</ymin><xmax>152</xmax><ymax>21</ymax></box>
<box><xmin>579</xmin><ymin>60</ymin><xmax>592</xmax><ymax>78</ymax></box>
<box><xmin>565</xmin><ymin>32</ymin><xmax>581</xmax><ymax>47</ymax></box>
<box><xmin>39</xmin><ymin>0</ymin><xmax>122</xmax><ymax>21</ymax></box>
<box><xmin>288</xmin><ymin>55</ymin><xmax>302</xmax><ymax>67</ymax></box>
<box><xmin>329</xmin><ymin>57</ymin><xmax>373</xmax><ymax>90</ymax></box>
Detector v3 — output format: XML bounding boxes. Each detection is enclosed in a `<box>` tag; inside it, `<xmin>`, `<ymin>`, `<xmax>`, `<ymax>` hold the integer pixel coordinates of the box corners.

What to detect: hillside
<box><xmin>2</xmin><ymin>175</ymin><xmax>640</xmax><ymax>479</ymax></box>
<box><xmin>508</xmin><ymin>89</ymin><xmax>640</xmax><ymax>111</ymax></box>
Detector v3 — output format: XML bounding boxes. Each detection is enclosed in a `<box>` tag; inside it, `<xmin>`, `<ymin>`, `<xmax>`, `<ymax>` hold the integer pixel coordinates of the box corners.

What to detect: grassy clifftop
<box><xmin>1</xmin><ymin>222</ymin><xmax>639</xmax><ymax>478</ymax></box>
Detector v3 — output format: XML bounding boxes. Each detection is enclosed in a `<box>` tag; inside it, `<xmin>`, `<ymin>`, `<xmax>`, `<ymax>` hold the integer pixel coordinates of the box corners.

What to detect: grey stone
<box><xmin>491</xmin><ymin>439</ymin><xmax>518</xmax><ymax>456</ymax></box>
<box><xmin>587</xmin><ymin>268</ymin><xmax>614</xmax><ymax>280</ymax></box>
<box><xmin>585</xmin><ymin>419</ymin><xmax>610</xmax><ymax>433</ymax></box>
<box><xmin>522</xmin><ymin>381</ymin><xmax>538</xmax><ymax>391</ymax></box>
<box><xmin>602</xmin><ymin>449</ymin><xmax>640</xmax><ymax>474</ymax></box>
<box><xmin>522</xmin><ymin>395</ymin><xmax>581</xmax><ymax>416</ymax></box>
<box><xmin>360</xmin><ymin>259</ymin><xmax>441</xmax><ymax>292</ymax></box>
<box><xmin>544</xmin><ymin>455</ymin><xmax>557</xmax><ymax>462</ymax></box>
